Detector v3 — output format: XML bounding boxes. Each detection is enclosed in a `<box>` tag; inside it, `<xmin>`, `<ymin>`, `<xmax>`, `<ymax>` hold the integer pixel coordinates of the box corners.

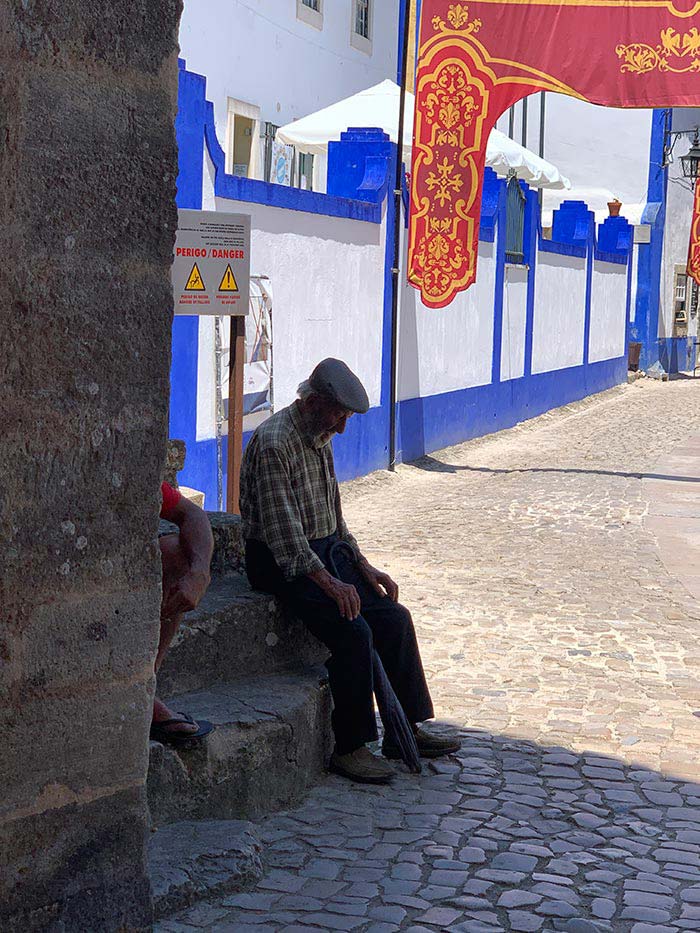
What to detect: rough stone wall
<box><xmin>0</xmin><ymin>3</ymin><xmax>182</xmax><ymax>929</ymax></box>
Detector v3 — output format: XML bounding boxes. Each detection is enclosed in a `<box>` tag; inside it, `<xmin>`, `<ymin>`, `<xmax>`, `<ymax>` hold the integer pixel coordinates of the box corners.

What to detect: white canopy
<box><xmin>277</xmin><ymin>80</ymin><xmax>571</xmax><ymax>191</ymax></box>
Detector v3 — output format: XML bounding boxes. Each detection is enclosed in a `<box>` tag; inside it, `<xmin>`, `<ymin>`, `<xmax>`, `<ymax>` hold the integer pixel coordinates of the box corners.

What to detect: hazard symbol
<box><xmin>185</xmin><ymin>263</ymin><xmax>206</xmax><ymax>291</ymax></box>
<box><xmin>218</xmin><ymin>264</ymin><xmax>239</xmax><ymax>292</ymax></box>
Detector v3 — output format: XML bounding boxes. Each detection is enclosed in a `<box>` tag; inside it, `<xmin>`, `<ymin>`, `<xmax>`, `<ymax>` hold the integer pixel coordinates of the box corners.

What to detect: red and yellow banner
<box><xmin>409</xmin><ymin>0</ymin><xmax>700</xmax><ymax>308</ymax></box>
<box><xmin>688</xmin><ymin>178</ymin><xmax>700</xmax><ymax>285</ymax></box>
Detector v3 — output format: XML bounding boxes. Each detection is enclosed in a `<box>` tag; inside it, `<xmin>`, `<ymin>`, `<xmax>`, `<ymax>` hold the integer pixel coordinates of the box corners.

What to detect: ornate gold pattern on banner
<box><xmin>410</xmin><ymin>42</ymin><xmax>490</xmax><ymax>305</ymax></box>
<box><xmin>432</xmin><ymin>3</ymin><xmax>483</xmax><ymax>34</ymax></box>
<box><xmin>425</xmin><ymin>63</ymin><xmax>480</xmax><ymax>147</ymax></box>
<box><xmin>617</xmin><ymin>27</ymin><xmax>700</xmax><ymax>73</ymax></box>
<box><xmin>426</xmin><ymin>157</ymin><xmax>464</xmax><ymax>207</ymax></box>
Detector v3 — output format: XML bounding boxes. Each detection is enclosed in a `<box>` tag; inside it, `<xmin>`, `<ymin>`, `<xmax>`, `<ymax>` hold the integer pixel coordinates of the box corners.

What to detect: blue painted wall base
<box><xmin>397</xmin><ymin>357</ymin><xmax>628</xmax><ymax>464</ymax></box>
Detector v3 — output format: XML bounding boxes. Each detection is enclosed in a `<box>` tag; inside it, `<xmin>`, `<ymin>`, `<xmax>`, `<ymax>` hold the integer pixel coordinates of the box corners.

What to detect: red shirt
<box><xmin>160</xmin><ymin>482</ymin><xmax>182</xmax><ymax>519</ymax></box>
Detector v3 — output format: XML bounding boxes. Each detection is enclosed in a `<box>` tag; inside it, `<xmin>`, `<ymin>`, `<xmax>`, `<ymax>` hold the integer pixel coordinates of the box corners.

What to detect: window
<box><xmin>226</xmin><ymin>98</ymin><xmax>261</xmax><ymax>179</ymax></box>
<box><xmin>674</xmin><ymin>265</ymin><xmax>689</xmax><ymax>327</ymax></box>
<box><xmin>297</xmin><ymin>152</ymin><xmax>315</xmax><ymax>191</ymax></box>
<box><xmin>505</xmin><ymin>174</ymin><xmax>526</xmax><ymax>264</ymax></box>
<box><xmin>297</xmin><ymin>0</ymin><xmax>323</xmax><ymax>29</ymax></box>
<box><xmin>354</xmin><ymin>0</ymin><xmax>370</xmax><ymax>38</ymax></box>
<box><xmin>262</xmin><ymin>122</ymin><xmax>279</xmax><ymax>183</ymax></box>
<box><xmin>351</xmin><ymin>0</ymin><xmax>372</xmax><ymax>53</ymax></box>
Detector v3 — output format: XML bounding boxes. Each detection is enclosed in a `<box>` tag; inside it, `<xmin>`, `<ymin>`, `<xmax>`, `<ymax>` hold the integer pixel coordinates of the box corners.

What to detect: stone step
<box><xmin>147</xmin><ymin>669</ymin><xmax>332</xmax><ymax>828</ymax></box>
<box><xmin>208</xmin><ymin>513</ymin><xmax>245</xmax><ymax>577</ymax></box>
<box><xmin>148</xmin><ymin>819</ymin><xmax>263</xmax><ymax>919</ymax></box>
<box><xmin>157</xmin><ymin>573</ymin><xmax>327</xmax><ymax>697</ymax></box>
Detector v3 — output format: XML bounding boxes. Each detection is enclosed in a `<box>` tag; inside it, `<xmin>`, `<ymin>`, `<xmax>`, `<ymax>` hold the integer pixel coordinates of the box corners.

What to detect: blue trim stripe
<box><xmin>523</xmin><ymin>189</ymin><xmax>539</xmax><ymax>378</ymax></box>
<box><xmin>632</xmin><ymin>108</ymin><xmax>669</xmax><ymax>370</ymax></box>
<box><xmin>204</xmin><ymin>102</ymin><xmax>382</xmax><ymax>223</ymax></box>
<box><xmin>169</xmin><ymin>62</ymin><xmax>207</xmax><ymax>455</ymax></box>
<box><xmin>491</xmin><ymin>182</ymin><xmax>507</xmax><ymax>384</ymax></box>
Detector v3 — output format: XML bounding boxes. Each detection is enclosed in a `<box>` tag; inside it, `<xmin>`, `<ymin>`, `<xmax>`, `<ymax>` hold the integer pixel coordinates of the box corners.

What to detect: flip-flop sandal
<box><xmin>150</xmin><ymin>712</ymin><xmax>215</xmax><ymax>746</ymax></box>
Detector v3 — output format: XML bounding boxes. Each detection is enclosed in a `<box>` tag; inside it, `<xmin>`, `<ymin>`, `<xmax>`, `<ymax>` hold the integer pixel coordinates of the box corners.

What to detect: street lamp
<box><xmin>681</xmin><ymin>129</ymin><xmax>700</xmax><ymax>181</ymax></box>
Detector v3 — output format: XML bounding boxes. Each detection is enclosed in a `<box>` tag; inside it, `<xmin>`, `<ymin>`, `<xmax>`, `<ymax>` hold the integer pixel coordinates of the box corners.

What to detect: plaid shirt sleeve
<box><xmin>256</xmin><ymin>446</ymin><xmax>325</xmax><ymax>580</ymax></box>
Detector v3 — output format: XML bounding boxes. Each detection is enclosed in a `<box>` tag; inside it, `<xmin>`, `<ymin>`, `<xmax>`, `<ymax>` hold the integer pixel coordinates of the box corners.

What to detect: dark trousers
<box><xmin>245</xmin><ymin>534</ymin><xmax>434</xmax><ymax>755</ymax></box>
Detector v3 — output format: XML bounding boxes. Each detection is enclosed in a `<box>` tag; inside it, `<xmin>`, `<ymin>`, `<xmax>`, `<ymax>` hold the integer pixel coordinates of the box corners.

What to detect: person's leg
<box><xmin>362</xmin><ymin>598</ymin><xmax>434</xmax><ymax>726</ymax></box>
<box><xmin>153</xmin><ymin>534</ymin><xmax>197</xmax><ymax>734</ymax></box>
<box><xmin>362</xmin><ymin>596</ymin><xmax>460</xmax><ymax>759</ymax></box>
<box><xmin>289</xmin><ymin>583</ymin><xmax>379</xmax><ymax>754</ymax></box>
<box><xmin>246</xmin><ymin>538</ymin><xmax>379</xmax><ymax>753</ymax></box>
<box><xmin>323</xmin><ymin>544</ymin><xmax>435</xmax><ymax>725</ymax></box>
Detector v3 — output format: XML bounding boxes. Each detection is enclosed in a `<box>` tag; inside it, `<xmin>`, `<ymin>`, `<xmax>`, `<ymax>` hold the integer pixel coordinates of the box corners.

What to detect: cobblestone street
<box><xmin>163</xmin><ymin>379</ymin><xmax>700</xmax><ymax>933</ymax></box>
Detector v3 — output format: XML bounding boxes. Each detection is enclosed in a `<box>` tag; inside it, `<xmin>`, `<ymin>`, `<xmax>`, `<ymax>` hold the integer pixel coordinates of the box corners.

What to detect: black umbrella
<box><xmin>328</xmin><ymin>540</ymin><xmax>422</xmax><ymax>774</ymax></box>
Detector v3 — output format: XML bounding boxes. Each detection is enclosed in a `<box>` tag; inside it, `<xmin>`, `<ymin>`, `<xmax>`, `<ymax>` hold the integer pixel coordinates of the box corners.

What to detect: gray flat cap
<box><xmin>309</xmin><ymin>358</ymin><xmax>370</xmax><ymax>414</ymax></box>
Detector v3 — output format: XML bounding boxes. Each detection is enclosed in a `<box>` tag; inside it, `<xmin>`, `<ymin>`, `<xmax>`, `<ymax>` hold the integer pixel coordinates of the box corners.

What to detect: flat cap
<box><xmin>309</xmin><ymin>358</ymin><xmax>370</xmax><ymax>414</ymax></box>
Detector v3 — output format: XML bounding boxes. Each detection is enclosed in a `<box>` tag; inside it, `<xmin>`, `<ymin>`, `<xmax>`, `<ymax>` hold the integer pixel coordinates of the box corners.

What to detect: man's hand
<box><xmin>360</xmin><ymin>561</ymin><xmax>399</xmax><ymax>602</ymax></box>
<box><xmin>162</xmin><ymin>567</ymin><xmax>211</xmax><ymax>619</ymax></box>
<box><xmin>309</xmin><ymin>567</ymin><xmax>361</xmax><ymax>620</ymax></box>
<box><xmin>326</xmin><ymin>577</ymin><xmax>362</xmax><ymax>621</ymax></box>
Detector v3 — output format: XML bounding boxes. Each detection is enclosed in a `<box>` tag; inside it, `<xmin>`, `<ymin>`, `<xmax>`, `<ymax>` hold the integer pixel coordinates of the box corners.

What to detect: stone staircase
<box><xmin>147</xmin><ymin>513</ymin><xmax>332</xmax><ymax>919</ymax></box>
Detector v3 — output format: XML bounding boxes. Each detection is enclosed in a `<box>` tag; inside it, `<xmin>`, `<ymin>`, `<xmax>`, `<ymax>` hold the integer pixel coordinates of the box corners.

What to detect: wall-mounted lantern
<box><xmin>681</xmin><ymin>130</ymin><xmax>700</xmax><ymax>182</ymax></box>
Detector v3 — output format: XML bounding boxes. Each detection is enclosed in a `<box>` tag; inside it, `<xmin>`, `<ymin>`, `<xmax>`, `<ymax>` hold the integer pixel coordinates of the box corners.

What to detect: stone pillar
<box><xmin>0</xmin><ymin>3</ymin><xmax>181</xmax><ymax>929</ymax></box>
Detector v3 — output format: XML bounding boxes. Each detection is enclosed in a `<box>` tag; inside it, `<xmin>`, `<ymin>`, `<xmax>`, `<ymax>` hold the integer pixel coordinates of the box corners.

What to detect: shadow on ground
<box><xmin>161</xmin><ymin>722</ymin><xmax>700</xmax><ymax>932</ymax></box>
<box><xmin>409</xmin><ymin>455</ymin><xmax>700</xmax><ymax>484</ymax></box>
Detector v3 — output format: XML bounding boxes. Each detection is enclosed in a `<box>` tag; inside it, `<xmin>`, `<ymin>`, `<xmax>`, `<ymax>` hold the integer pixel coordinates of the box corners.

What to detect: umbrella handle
<box><xmin>326</xmin><ymin>539</ymin><xmax>358</xmax><ymax>585</ymax></box>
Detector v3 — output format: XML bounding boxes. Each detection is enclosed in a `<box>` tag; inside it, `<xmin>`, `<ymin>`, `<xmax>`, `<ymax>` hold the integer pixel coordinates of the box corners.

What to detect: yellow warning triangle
<box><xmin>185</xmin><ymin>262</ymin><xmax>206</xmax><ymax>291</ymax></box>
<box><xmin>218</xmin><ymin>264</ymin><xmax>239</xmax><ymax>293</ymax></box>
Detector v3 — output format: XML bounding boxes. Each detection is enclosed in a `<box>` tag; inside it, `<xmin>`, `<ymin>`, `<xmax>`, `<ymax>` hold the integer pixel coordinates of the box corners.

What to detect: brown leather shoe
<box><xmin>383</xmin><ymin>727</ymin><xmax>461</xmax><ymax>760</ymax></box>
<box><xmin>329</xmin><ymin>746</ymin><xmax>395</xmax><ymax>784</ymax></box>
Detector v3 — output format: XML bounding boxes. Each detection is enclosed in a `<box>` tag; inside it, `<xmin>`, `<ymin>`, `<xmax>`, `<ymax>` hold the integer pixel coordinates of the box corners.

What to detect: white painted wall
<box><xmin>531</xmin><ymin>252</ymin><xmax>587</xmax><ymax>374</ymax></box>
<box><xmin>398</xmin><ymin>241</ymin><xmax>496</xmax><ymax>401</ymax></box>
<box><xmin>589</xmin><ymin>260</ymin><xmax>627</xmax><ymax>363</ymax></box>
<box><xmin>501</xmin><ymin>264</ymin><xmax>528</xmax><ymax>381</ymax></box>
<box><xmin>195</xmin><ymin>188</ymin><xmax>386</xmax><ymax>440</ymax></box>
<box><xmin>180</xmin><ymin>0</ymin><xmax>400</xmax><ymax>168</ymax></box>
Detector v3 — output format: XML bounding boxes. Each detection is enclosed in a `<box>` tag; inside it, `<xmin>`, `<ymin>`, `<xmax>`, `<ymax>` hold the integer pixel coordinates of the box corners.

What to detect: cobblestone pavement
<box><xmin>164</xmin><ymin>380</ymin><xmax>700</xmax><ymax>933</ymax></box>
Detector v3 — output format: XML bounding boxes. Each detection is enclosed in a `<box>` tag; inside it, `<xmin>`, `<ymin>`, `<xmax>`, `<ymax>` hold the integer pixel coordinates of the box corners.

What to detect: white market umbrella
<box><xmin>277</xmin><ymin>79</ymin><xmax>571</xmax><ymax>190</ymax></box>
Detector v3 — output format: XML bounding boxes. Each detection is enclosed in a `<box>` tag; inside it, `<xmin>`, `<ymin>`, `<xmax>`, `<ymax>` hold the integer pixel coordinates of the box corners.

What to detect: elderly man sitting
<box><xmin>240</xmin><ymin>358</ymin><xmax>459</xmax><ymax>784</ymax></box>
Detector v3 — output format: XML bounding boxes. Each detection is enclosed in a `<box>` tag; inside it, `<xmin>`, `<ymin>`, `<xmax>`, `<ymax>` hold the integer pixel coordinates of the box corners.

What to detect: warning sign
<box><xmin>218</xmin><ymin>264</ymin><xmax>239</xmax><ymax>293</ymax></box>
<box><xmin>185</xmin><ymin>263</ymin><xmax>206</xmax><ymax>291</ymax></box>
<box><xmin>172</xmin><ymin>210</ymin><xmax>251</xmax><ymax>316</ymax></box>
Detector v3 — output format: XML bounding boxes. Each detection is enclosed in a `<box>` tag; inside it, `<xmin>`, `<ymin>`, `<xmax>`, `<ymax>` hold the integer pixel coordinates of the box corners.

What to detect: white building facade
<box><xmin>179</xmin><ymin>0</ymin><xmax>401</xmax><ymax>189</ymax></box>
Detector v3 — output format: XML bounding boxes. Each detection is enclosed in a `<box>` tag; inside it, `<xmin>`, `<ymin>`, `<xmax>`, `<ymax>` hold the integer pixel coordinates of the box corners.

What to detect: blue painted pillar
<box><xmin>522</xmin><ymin>187</ymin><xmax>540</xmax><ymax>378</ymax></box>
<box><xmin>631</xmin><ymin>108</ymin><xmax>669</xmax><ymax>370</ymax></box>
<box><xmin>397</xmin><ymin>0</ymin><xmax>409</xmax><ymax>86</ymax></box>
<box><xmin>170</xmin><ymin>62</ymin><xmax>207</xmax><ymax>476</ymax></box>
<box><xmin>490</xmin><ymin>180</ymin><xmax>508</xmax><ymax>384</ymax></box>
<box><xmin>327</xmin><ymin>128</ymin><xmax>393</xmax><ymax>204</ymax></box>
<box><xmin>326</xmin><ymin>129</ymin><xmax>397</xmax><ymax>474</ymax></box>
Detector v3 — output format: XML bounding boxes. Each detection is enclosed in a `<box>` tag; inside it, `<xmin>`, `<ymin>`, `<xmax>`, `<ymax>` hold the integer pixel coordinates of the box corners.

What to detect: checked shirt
<box><xmin>240</xmin><ymin>400</ymin><xmax>358</xmax><ymax>580</ymax></box>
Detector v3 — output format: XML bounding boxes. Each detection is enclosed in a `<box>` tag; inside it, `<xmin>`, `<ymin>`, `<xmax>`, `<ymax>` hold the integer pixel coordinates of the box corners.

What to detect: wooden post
<box><xmin>226</xmin><ymin>314</ymin><xmax>245</xmax><ymax>513</ymax></box>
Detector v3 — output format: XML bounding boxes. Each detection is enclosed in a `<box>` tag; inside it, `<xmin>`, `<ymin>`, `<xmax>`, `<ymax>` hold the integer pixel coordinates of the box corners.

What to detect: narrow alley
<box><xmin>161</xmin><ymin>379</ymin><xmax>700</xmax><ymax>933</ymax></box>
